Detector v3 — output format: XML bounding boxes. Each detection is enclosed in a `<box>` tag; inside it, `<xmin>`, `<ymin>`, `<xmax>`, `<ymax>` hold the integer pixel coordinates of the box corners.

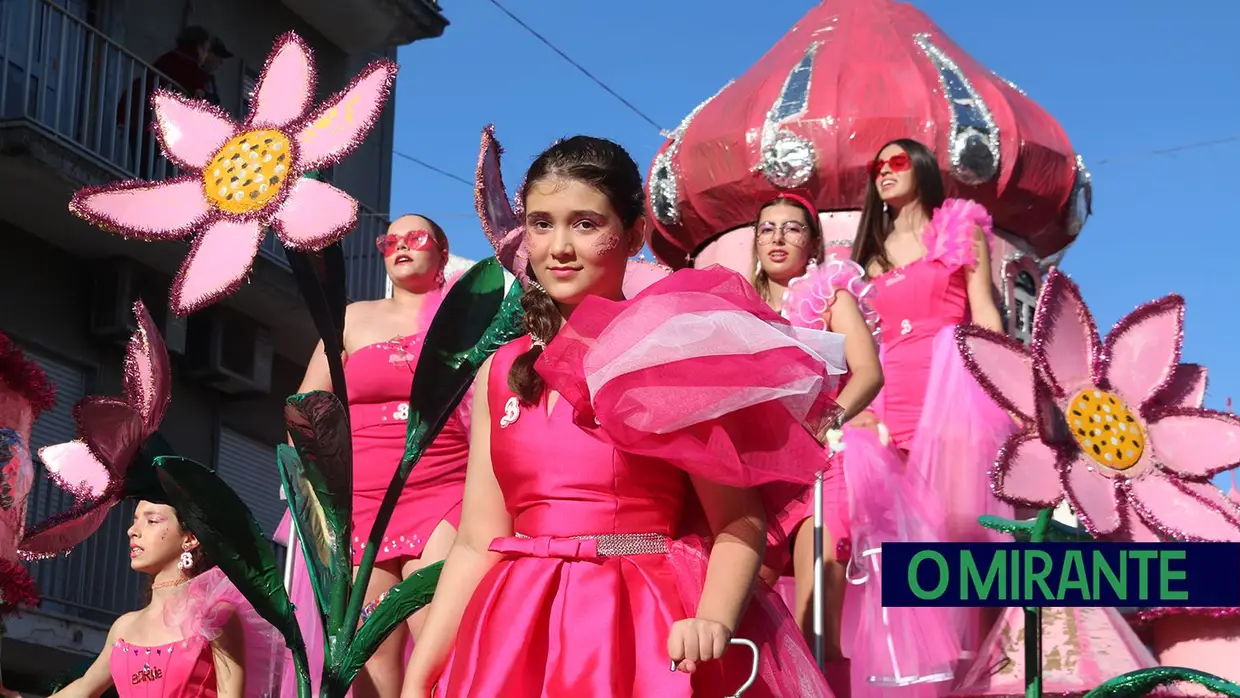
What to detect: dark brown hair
<box><xmin>751</xmin><ymin>194</ymin><xmax>824</xmax><ymax>303</ymax></box>
<box><xmin>850</xmin><ymin>138</ymin><xmax>945</xmax><ymax>275</ymax></box>
<box><xmin>507</xmin><ymin>136</ymin><xmax>645</xmax><ymax>406</ymax></box>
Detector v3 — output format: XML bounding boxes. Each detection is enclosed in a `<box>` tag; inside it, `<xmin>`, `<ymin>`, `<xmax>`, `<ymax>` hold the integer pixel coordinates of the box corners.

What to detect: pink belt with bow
<box><xmin>489</xmin><ymin>532</ymin><xmax>669</xmax><ymax>560</ymax></box>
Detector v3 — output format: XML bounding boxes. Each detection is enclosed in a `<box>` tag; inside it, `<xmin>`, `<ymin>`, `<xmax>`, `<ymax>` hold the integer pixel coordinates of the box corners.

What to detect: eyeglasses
<box><xmin>867</xmin><ymin>153</ymin><xmax>912</xmax><ymax>179</ymax></box>
<box><xmin>375</xmin><ymin>230</ymin><xmax>439</xmax><ymax>256</ymax></box>
<box><xmin>756</xmin><ymin>221</ymin><xmax>810</xmax><ymax>247</ymax></box>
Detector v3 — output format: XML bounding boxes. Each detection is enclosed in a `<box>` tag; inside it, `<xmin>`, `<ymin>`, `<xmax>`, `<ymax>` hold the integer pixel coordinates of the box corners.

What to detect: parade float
<box><xmin>643</xmin><ymin>0</ymin><xmax>1240</xmax><ymax>694</ymax></box>
<box><xmin>644</xmin><ymin>0</ymin><xmax>1090</xmax><ymax>342</ymax></box>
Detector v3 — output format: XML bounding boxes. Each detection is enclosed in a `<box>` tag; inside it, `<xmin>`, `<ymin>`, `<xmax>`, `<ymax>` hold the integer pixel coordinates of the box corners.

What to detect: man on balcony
<box><xmin>116</xmin><ymin>26</ymin><xmax>213</xmax><ymax>177</ymax></box>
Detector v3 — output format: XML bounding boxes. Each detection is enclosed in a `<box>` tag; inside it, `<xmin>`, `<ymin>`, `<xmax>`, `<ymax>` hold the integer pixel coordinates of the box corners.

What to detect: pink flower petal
<box><xmin>19</xmin><ymin>498</ymin><xmax>115</xmax><ymax>560</ymax></box>
<box><xmin>37</xmin><ymin>441</ymin><xmax>111</xmax><ymax>500</ymax></box>
<box><xmin>151</xmin><ymin>90</ymin><xmax>236</xmax><ymax>170</ymax></box>
<box><xmin>1127</xmin><ymin>475</ymin><xmax>1240</xmax><ymax>541</ymax></box>
<box><xmin>295</xmin><ymin>59</ymin><xmax>398</xmax><ymax>171</ymax></box>
<box><xmin>1102</xmin><ymin>295</ymin><xmax>1183</xmax><ymax>407</ymax></box>
<box><xmin>69</xmin><ymin>176</ymin><xmax>211</xmax><ymax>241</ymax></box>
<box><xmin>957</xmin><ymin>326</ymin><xmax>1036</xmax><ymax>419</ymax></box>
<box><xmin>1151</xmin><ymin>363</ymin><xmax>1207</xmax><ymax>409</ymax></box>
<box><xmin>75</xmin><ymin>396</ymin><xmax>145</xmax><ymax>478</ymax></box>
<box><xmin>169</xmin><ymin>219</ymin><xmax>263</xmax><ymax>316</ymax></box>
<box><xmin>124</xmin><ymin>300</ymin><xmax>171</xmax><ymax>431</ymax></box>
<box><xmin>1031</xmin><ymin>270</ymin><xmax>1098</xmax><ymax>398</ymax></box>
<box><xmin>271</xmin><ymin>178</ymin><xmax>358</xmax><ymax>251</ymax></box>
<box><xmin>248</xmin><ymin>33</ymin><xmax>316</xmax><ymax>129</ymax></box>
<box><xmin>1115</xmin><ymin>504</ymin><xmax>1163</xmax><ymax>542</ymax></box>
<box><xmin>1062</xmin><ymin>456</ymin><xmax>1121</xmax><ymax>535</ymax></box>
<box><xmin>1147</xmin><ymin>409</ymin><xmax>1240</xmax><ymax>479</ymax></box>
<box><xmin>992</xmin><ymin>432</ymin><xmax>1063</xmax><ymax>506</ymax></box>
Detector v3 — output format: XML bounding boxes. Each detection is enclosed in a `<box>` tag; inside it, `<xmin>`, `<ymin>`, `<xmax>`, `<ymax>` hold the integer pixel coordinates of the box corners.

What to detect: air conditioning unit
<box><xmin>89</xmin><ymin>259</ymin><xmax>188</xmax><ymax>355</ymax></box>
<box><xmin>185</xmin><ymin>308</ymin><xmax>273</xmax><ymax>396</ymax></box>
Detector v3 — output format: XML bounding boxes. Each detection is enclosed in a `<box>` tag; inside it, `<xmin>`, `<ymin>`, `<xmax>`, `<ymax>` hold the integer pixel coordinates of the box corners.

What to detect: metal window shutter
<box><xmin>215</xmin><ymin>428</ymin><xmax>283</xmax><ymax>539</ymax></box>
<box><xmin>22</xmin><ymin>352</ymin><xmax>144</xmax><ymax>619</ymax></box>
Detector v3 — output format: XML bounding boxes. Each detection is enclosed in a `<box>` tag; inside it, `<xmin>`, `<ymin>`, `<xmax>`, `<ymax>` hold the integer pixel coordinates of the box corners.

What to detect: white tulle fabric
<box><xmin>584</xmin><ymin>306</ymin><xmax>847</xmax><ymax>435</ymax></box>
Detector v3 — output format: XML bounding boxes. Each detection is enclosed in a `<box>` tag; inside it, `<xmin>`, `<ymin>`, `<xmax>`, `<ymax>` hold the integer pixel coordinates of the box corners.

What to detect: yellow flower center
<box><xmin>1067</xmin><ymin>388</ymin><xmax>1145</xmax><ymax>470</ymax></box>
<box><xmin>203</xmin><ymin>129</ymin><xmax>292</xmax><ymax>214</ymax></box>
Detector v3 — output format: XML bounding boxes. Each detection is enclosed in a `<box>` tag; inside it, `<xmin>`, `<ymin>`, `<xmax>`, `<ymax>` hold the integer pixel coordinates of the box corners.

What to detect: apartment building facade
<box><xmin>0</xmin><ymin>0</ymin><xmax>447</xmax><ymax>689</ymax></box>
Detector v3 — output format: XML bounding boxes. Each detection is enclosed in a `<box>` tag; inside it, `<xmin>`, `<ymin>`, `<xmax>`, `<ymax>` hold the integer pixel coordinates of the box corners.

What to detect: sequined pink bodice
<box><xmin>344</xmin><ymin>335</ymin><xmax>468</xmax><ymax>493</ymax></box>
<box><xmin>110</xmin><ymin>636</ymin><xmax>216</xmax><ymax>698</ymax></box>
<box><xmin>488</xmin><ymin>337</ymin><xmax>689</xmax><ymax>538</ymax></box>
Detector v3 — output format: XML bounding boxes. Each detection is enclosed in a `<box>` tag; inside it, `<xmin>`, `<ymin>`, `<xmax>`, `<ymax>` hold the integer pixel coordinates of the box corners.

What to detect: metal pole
<box><xmin>812</xmin><ymin>469</ymin><xmax>825</xmax><ymax>670</ymax></box>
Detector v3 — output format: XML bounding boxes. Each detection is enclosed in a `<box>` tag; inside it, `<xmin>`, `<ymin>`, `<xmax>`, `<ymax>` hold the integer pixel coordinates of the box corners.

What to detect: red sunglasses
<box><xmin>375</xmin><ymin>230</ymin><xmax>439</xmax><ymax>256</ymax></box>
<box><xmin>867</xmin><ymin>153</ymin><xmax>912</xmax><ymax>178</ymax></box>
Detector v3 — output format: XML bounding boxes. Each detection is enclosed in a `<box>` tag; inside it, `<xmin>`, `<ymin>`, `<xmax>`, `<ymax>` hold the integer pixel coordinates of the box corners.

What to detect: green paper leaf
<box><xmin>153</xmin><ymin>457</ymin><xmax>306</xmax><ymax>664</ymax></box>
<box><xmin>276</xmin><ymin>444</ymin><xmax>346</xmax><ymax>619</ymax></box>
<box><xmin>1083</xmin><ymin>667</ymin><xmax>1240</xmax><ymax>698</ymax></box>
<box><xmin>333</xmin><ymin>561</ymin><xmax>443</xmax><ymax>690</ymax></box>
<box><xmin>285</xmin><ymin>392</ymin><xmax>352</xmax><ymax>522</ymax></box>
<box><xmin>977</xmin><ymin>514</ymin><xmax>1095</xmax><ymax>543</ymax></box>
<box><xmin>402</xmin><ymin>257</ymin><xmax>516</xmax><ymax>470</ymax></box>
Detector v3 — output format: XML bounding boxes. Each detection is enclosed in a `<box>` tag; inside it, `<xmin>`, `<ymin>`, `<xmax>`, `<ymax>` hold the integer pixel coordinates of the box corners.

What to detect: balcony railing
<box><xmin>0</xmin><ymin>0</ymin><xmax>388</xmax><ymax>301</ymax></box>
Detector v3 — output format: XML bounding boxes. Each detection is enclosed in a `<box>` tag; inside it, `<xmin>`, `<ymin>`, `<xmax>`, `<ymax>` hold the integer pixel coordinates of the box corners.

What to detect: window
<box><xmin>215</xmin><ymin>427</ymin><xmax>283</xmax><ymax>538</ymax></box>
<box><xmin>1012</xmin><ymin>271</ymin><xmax>1038</xmax><ymax>345</ymax></box>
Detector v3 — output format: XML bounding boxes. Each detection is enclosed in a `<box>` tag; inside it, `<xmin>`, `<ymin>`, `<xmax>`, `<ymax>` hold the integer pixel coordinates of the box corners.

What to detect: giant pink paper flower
<box><xmin>19</xmin><ymin>301</ymin><xmax>171</xmax><ymax>559</ymax></box>
<box><xmin>69</xmin><ymin>33</ymin><xmax>398</xmax><ymax>315</ymax></box>
<box><xmin>957</xmin><ymin>270</ymin><xmax>1240</xmax><ymax>541</ymax></box>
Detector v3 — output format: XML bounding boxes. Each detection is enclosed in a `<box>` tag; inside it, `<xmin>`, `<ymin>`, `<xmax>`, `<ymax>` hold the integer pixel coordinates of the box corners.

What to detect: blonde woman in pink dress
<box><xmin>403</xmin><ymin>135</ymin><xmax>847</xmax><ymax>697</ymax></box>
<box><xmin>278</xmin><ymin>214</ymin><xmax>469</xmax><ymax>698</ymax></box>
<box><xmin>48</xmin><ymin>498</ymin><xmax>279</xmax><ymax>698</ymax></box>
<box><xmin>751</xmin><ymin>193</ymin><xmax>961</xmax><ymax>696</ymax></box>
<box><xmin>851</xmin><ymin>138</ymin><xmax>1016</xmax><ymax>663</ymax></box>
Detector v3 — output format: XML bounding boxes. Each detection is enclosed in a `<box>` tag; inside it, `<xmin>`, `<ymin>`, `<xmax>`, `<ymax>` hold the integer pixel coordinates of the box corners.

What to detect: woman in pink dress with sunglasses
<box><xmin>277</xmin><ymin>215</ymin><xmax>470</xmax><ymax>698</ymax></box>
<box><xmin>851</xmin><ymin>138</ymin><xmax>1016</xmax><ymax>662</ymax></box>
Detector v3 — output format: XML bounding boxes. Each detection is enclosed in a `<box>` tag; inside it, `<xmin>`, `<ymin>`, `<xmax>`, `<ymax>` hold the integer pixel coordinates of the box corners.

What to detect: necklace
<box><xmin>151</xmin><ymin>576</ymin><xmax>189</xmax><ymax>590</ymax></box>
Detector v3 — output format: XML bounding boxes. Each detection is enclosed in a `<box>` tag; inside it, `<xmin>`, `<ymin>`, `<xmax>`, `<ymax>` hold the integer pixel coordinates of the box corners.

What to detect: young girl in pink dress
<box><xmin>403</xmin><ymin>136</ymin><xmax>847</xmax><ymax>697</ymax></box>
<box><xmin>751</xmin><ymin>194</ymin><xmax>960</xmax><ymax>696</ymax></box>
<box><xmin>277</xmin><ymin>215</ymin><xmax>469</xmax><ymax>698</ymax></box>
<box><xmin>851</xmin><ymin>138</ymin><xmax>1016</xmax><ymax>661</ymax></box>
<box><xmin>49</xmin><ymin>496</ymin><xmax>280</xmax><ymax>698</ymax></box>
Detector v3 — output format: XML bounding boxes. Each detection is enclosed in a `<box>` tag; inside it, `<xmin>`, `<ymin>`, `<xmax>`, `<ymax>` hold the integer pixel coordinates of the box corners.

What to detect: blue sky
<box><xmin>388</xmin><ymin>1</ymin><xmax>1240</xmax><ymax>490</ymax></box>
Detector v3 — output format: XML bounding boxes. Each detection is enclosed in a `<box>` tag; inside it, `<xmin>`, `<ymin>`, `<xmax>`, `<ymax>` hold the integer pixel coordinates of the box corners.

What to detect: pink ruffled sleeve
<box><xmin>923</xmin><ymin>198</ymin><xmax>994</xmax><ymax>270</ymax></box>
<box><xmin>163</xmin><ymin>568</ymin><xmax>284</xmax><ymax>698</ymax></box>
<box><xmin>781</xmin><ymin>255</ymin><xmax>879</xmax><ymax>335</ymax></box>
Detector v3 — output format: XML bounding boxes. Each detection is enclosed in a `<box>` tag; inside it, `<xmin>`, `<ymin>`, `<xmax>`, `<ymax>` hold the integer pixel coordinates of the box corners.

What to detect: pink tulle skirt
<box><xmin>903</xmin><ymin>326</ymin><xmax>1016</xmax><ymax>659</ymax></box>
<box><xmin>839</xmin><ymin>427</ymin><xmax>959</xmax><ymax>695</ymax></box>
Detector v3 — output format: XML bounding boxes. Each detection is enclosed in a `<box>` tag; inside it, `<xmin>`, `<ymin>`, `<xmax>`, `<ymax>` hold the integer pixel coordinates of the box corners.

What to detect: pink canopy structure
<box><xmin>645</xmin><ymin>0</ymin><xmax>1091</xmax><ymax>332</ymax></box>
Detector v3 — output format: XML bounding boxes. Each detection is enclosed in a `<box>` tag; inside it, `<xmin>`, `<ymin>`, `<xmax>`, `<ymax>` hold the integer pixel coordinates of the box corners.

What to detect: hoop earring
<box><xmin>177</xmin><ymin>549</ymin><xmax>194</xmax><ymax>571</ymax></box>
<box><xmin>435</xmin><ymin>266</ymin><xmax>446</xmax><ymax>288</ymax></box>
<box><xmin>754</xmin><ymin>259</ymin><xmax>762</xmax><ymax>278</ymax></box>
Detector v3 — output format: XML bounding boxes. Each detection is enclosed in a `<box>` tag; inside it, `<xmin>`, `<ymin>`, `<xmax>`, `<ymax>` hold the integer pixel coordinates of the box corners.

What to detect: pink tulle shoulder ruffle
<box><xmin>782</xmin><ymin>255</ymin><xmax>879</xmax><ymax>336</ymax></box>
<box><xmin>923</xmin><ymin>198</ymin><xmax>994</xmax><ymax>270</ymax></box>
<box><xmin>163</xmin><ymin>567</ymin><xmax>284</xmax><ymax>698</ymax></box>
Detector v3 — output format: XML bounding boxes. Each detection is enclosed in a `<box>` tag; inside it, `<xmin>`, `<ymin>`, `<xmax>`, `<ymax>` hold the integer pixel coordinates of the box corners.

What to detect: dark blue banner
<box><xmin>881</xmin><ymin>543</ymin><xmax>1240</xmax><ymax>607</ymax></box>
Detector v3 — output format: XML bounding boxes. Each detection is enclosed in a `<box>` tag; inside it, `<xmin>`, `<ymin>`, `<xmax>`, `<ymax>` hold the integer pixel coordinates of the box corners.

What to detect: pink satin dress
<box><xmin>438</xmin><ymin>337</ymin><xmax>795</xmax><ymax>698</ymax></box>
<box><xmin>344</xmin><ymin>333</ymin><xmax>468</xmax><ymax>563</ymax></box>
<box><xmin>866</xmin><ymin>199</ymin><xmax>1017</xmax><ymax>664</ymax></box>
<box><xmin>111</xmin><ymin>637</ymin><xmax>216</xmax><ymax>698</ymax></box>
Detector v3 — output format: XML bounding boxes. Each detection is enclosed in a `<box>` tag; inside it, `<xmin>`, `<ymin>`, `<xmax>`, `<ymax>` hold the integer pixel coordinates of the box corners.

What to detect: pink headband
<box><xmin>770</xmin><ymin>191</ymin><xmax>820</xmax><ymax>223</ymax></box>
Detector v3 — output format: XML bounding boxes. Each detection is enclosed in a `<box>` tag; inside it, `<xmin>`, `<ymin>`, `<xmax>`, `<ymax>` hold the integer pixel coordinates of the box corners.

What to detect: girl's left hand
<box><xmin>668</xmin><ymin>617</ymin><xmax>732</xmax><ymax>673</ymax></box>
